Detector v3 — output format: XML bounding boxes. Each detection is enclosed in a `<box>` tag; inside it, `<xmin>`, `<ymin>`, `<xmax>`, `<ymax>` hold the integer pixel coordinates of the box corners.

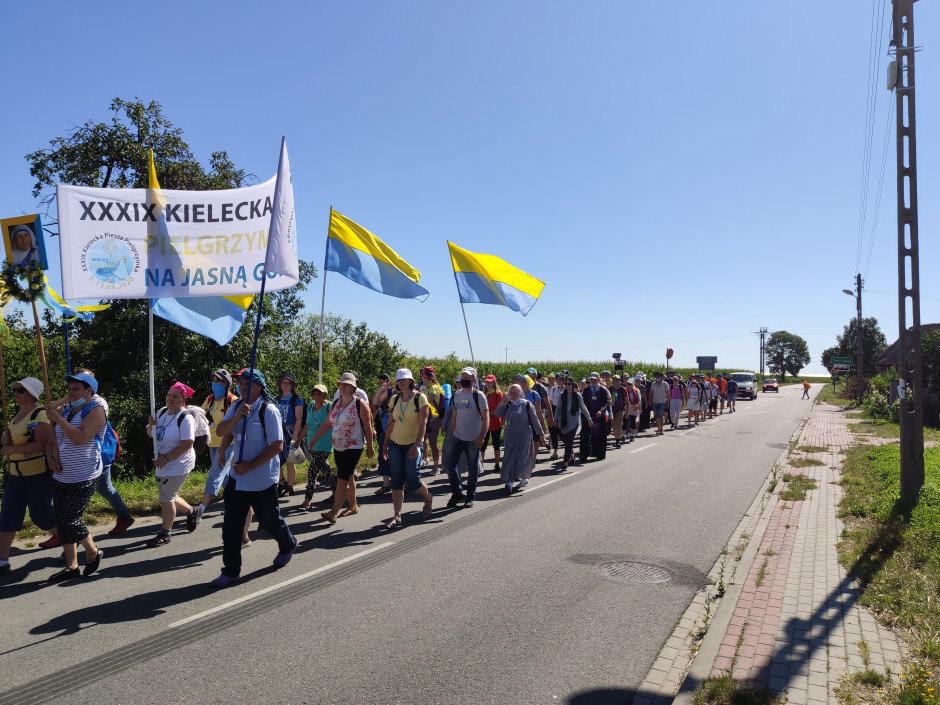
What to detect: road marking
<box><xmin>169</xmin><ymin>542</ymin><xmax>395</xmax><ymax>628</ymax></box>
<box><xmin>629</xmin><ymin>443</ymin><xmax>658</xmax><ymax>454</ymax></box>
<box><xmin>529</xmin><ymin>470</ymin><xmax>580</xmax><ymax>491</ymax></box>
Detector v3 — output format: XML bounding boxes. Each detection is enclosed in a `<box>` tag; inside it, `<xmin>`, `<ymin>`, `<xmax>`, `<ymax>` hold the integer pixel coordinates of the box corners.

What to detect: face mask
<box><xmin>70</xmin><ymin>396</ymin><xmax>88</xmax><ymax>409</ymax></box>
<box><xmin>212</xmin><ymin>382</ymin><xmax>227</xmax><ymax>398</ymax></box>
<box><xmin>460</xmin><ymin>379</ymin><xmax>472</xmax><ymax>388</ymax></box>
<box><xmin>590</xmin><ymin>383</ymin><xmax>599</xmax><ymax>390</ymax></box>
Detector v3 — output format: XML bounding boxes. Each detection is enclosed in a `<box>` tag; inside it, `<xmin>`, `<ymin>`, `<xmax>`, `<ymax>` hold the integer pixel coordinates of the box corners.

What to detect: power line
<box><xmin>856</xmin><ymin>0</ymin><xmax>889</xmax><ymax>274</ymax></box>
<box><xmin>863</xmin><ymin>96</ymin><xmax>895</xmax><ymax>280</ymax></box>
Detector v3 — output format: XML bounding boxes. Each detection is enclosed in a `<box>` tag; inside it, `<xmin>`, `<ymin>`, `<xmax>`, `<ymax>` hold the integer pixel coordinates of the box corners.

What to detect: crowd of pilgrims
<box><xmin>0</xmin><ymin>364</ymin><xmax>741</xmax><ymax>586</ymax></box>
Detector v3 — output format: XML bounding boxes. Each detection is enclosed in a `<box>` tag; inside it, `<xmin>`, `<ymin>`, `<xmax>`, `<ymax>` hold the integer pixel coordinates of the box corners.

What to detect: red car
<box><xmin>763</xmin><ymin>378</ymin><xmax>779</xmax><ymax>393</ymax></box>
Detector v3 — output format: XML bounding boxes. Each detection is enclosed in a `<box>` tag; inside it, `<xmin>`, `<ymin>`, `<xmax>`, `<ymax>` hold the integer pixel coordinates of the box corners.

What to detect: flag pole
<box><xmin>30</xmin><ymin>300</ymin><xmax>52</xmax><ymax>401</ymax></box>
<box><xmin>63</xmin><ymin>318</ymin><xmax>71</xmax><ymax>375</ymax></box>
<box><xmin>238</xmin><ymin>135</ymin><xmax>292</xmax><ymax>463</ymax></box>
<box><xmin>318</xmin><ymin>207</ymin><xmax>332</xmax><ymax>385</ymax></box>
<box><xmin>459</xmin><ymin>301</ymin><xmax>475</xmax><ymax>367</ymax></box>
<box><xmin>149</xmin><ymin>301</ymin><xmax>158</xmax><ymax>460</ymax></box>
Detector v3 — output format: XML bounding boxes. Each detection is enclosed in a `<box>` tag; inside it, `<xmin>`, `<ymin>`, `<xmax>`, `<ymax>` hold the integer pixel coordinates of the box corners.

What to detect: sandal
<box><xmin>374</xmin><ymin>486</ymin><xmax>391</xmax><ymax>496</ymax></box>
<box><xmin>339</xmin><ymin>507</ymin><xmax>359</xmax><ymax>517</ymax></box>
<box><xmin>422</xmin><ymin>499</ymin><xmax>433</xmax><ymax>518</ymax></box>
<box><xmin>385</xmin><ymin>516</ymin><xmax>401</xmax><ymax>530</ymax></box>
<box><xmin>320</xmin><ymin>511</ymin><xmax>337</xmax><ymax>524</ymax></box>
<box><xmin>146</xmin><ymin>533</ymin><xmax>171</xmax><ymax>547</ymax></box>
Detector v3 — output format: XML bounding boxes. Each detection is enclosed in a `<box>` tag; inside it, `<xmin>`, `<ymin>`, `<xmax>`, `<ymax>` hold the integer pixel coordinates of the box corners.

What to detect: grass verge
<box><xmin>838</xmin><ymin>444</ymin><xmax>940</xmax><ymax>661</ymax></box>
<box><xmin>779</xmin><ymin>473</ymin><xmax>818</xmax><ymax>502</ymax></box>
<box><xmin>692</xmin><ymin>674</ymin><xmax>784</xmax><ymax>704</ymax></box>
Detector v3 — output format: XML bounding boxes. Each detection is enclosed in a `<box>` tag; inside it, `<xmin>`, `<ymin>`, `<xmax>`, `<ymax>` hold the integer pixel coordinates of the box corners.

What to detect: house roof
<box><xmin>877</xmin><ymin>322</ymin><xmax>940</xmax><ymax>366</ymax></box>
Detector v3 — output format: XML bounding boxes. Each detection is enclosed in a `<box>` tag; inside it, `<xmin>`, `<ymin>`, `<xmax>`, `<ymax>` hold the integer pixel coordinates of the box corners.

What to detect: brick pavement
<box><xmin>658</xmin><ymin>399</ymin><xmax>906</xmax><ymax>705</ymax></box>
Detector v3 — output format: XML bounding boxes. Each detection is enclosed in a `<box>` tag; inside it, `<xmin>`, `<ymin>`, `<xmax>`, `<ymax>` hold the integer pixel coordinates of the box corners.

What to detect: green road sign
<box><xmin>832</xmin><ymin>357</ymin><xmax>853</xmax><ymax>372</ymax></box>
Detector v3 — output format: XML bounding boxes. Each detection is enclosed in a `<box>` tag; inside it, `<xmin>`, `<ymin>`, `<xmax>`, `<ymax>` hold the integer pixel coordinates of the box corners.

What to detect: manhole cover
<box><xmin>599</xmin><ymin>562</ymin><xmax>672</xmax><ymax>584</ymax></box>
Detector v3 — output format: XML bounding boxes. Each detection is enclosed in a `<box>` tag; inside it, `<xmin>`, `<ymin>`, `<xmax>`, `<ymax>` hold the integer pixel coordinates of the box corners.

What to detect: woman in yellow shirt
<box><xmin>0</xmin><ymin>377</ymin><xmax>57</xmax><ymax>575</ymax></box>
<box><xmin>381</xmin><ymin>369</ymin><xmax>434</xmax><ymax>529</ymax></box>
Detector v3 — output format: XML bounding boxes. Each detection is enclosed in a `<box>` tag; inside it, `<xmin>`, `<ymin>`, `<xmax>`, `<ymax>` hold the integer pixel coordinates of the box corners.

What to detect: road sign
<box><xmin>832</xmin><ymin>356</ymin><xmax>853</xmax><ymax>373</ymax></box>
<box><xmin>696</xmin><ymin>356</ymin><xmax>717</xmax><ymax>371</ymax></box>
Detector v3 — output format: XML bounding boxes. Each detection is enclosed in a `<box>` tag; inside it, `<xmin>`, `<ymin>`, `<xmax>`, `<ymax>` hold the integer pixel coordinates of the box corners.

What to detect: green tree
<box><xmin>26</xmin><ymin>98</ymin><xmax>250</xmax><ymax>211</ymax></box>
<box><xmin>24</xmin><ymin>97</ymin><xmax>313</xmax><ymax>478</ymax></box>
<box><xmin>819</xmin><ymin>316</ymin><xmax>888</xmax><ymax>376</ymax></box>
<box><xmin>766</xmin><ymin>331</ymin><xmax>810</xmax><ymax>382</ymax></box>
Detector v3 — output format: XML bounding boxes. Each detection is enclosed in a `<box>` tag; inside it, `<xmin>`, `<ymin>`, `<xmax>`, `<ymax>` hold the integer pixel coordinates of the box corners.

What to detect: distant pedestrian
<box><xmin>146</xmin><ymin>382</ymin><xmax>200</xmax><ymax>547</ymax></box>
<box><xmin>211</xmin><ymin>368</ymin><xmax>298</xmax><ymax>587</ymax></box>
<box><xmin>802</xmin><ymin>380</ymin><xmax>811</xmax><ymax>399</ymax></box>
<box><xmin>495</xmin><ymin>384</ymin><xmax>545</xmax><ymax>492</ymax></box>
<box><xmin>648</xmin><ymin>371</ymin><xmax>669</xmax><ymax>436</ymax></box>
<box><xmin>0</xmin><ymin>377</ymin><xmax>56</xmax><ymax>575</ymax></box>
<box><xmin>380</xmin><ymin>369</ymin><xmax>434</xmax><ymax>529</ymax></box>
<box><xmin>552</xmin><ymin>378</ymin><xmax>591</xmax><ymax>469</ymax></box>
<box><xmin>44</xmin><ymin>373</ymin><xmax>107</xmax><ymax>582</ymax></box>
<box><xmin>443</xmin><ymin>367</ymin><xmax>489</xmax><ymax>508</ymax></box>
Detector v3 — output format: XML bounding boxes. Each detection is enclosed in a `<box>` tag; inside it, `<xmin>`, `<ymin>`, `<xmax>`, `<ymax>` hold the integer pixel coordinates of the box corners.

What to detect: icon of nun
<box><xmin>10</xmin><ymin>224</ymin><xmax>38</xmax><ymax>265</ymax></box>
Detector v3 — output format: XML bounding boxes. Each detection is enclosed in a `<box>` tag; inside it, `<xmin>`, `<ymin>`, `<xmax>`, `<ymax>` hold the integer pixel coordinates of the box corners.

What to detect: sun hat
<box><xmin>396</xmin><ymin>368</ymin><xmax>414</xmax><ymax>381</ymax></box>
<box><xmin>485</xmin><ymin>374</ymin><xmax>497</xmax><ymax>382</ymax></box>
<box><xmin>461</xmin><ymin>366</ymin><xmax>476</xmax><ymax>376</ymax></box>
<box><xmin>213</xmin><ymin>369</ymin><xmax>233</xmax><ymax>386</ymax></box>
<box><xmin>526</xmin><ymin>367</ymin><xmax>537</xmax><ymax>375</ymax></box>
<box><xmin>15</xmin><ymin>377</ymin><xmax>43</xmax><ymax>401</ymax></box>
<box><xmin>313</xmin><ymin>383</ymin><xmax>328</xmax><ymax>394</ymax></box>
<box><xmin>337</xmin><ymin>371</ymin><xmax>358</xmax><ymax>387</ymax></box>
<box><xmin>64</xmin><ymin>373</ymin><xmax>98</xmax><ymax>394</ymax></box>
<box><xmin>589</xmin><ymin>372</ymin><xmax>600</xmax><ymax>379</ymax></box>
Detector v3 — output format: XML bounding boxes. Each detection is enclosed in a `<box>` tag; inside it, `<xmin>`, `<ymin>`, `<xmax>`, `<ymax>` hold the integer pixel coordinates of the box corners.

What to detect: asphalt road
<box><xmin>0</xmin><ymin>384</ymin><xmax>816</xmax><ymax>704</ymax></box>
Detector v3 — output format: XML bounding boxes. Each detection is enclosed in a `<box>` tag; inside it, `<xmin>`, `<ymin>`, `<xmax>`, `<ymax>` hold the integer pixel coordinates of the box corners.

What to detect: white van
<box><xmin>730</xmin><ymin>372</ymin><xmax>758</xmax><ymax>400</ymax></box>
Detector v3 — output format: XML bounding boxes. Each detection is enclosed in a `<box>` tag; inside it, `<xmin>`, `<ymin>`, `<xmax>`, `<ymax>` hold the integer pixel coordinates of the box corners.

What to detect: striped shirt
<box><xmin>55</xmin><ymin>403</ymin><xmax>105</xmax><ymax>484</ymax></box>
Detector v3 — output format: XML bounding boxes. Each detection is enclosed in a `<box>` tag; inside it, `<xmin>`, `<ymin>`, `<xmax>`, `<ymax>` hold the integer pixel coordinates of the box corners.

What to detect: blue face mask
<box><xmin>70</xmin><ymin>397</ymin><xmax>88</xmax><ymax>409</ymax></box>
<box><xmin>590</xmin><ymin>383</ymin><xmax>599</xmax><ymax>391</ymax></box>
<box><xmin>212</xmin><ymin>382</ymin><xmax>227</xmax><ymax>398</ymax></box>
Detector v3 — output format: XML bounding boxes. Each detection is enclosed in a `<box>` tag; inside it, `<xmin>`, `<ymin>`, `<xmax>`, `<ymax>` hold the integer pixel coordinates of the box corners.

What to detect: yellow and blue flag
<box><xmin>146</xmin><ymin>149</ymin><xmax>253</xmax><ymax>345</ymax></box>
<box><xmin>447</xmin><ymin>241</ymin><xmax>544</xmax><ymax>316</ymax></box>
<box><xmin>326</xmin><ymin>209</ymin><xmax>428</xmax><ymax>301</ymax></box>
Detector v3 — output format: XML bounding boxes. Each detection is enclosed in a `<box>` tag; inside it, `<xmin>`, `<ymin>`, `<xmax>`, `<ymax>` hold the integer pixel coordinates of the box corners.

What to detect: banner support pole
<box><xmin>459</xmin><ymin>301</ymin><xmax>475</xmax><ymax>367</ymax></box>
<box><xmin>318</xmin><ymin>207</ymin><xmax>332</xmax><ymax>385</ymax></box>
<box><xmin>30</xmin><ymin>300</ymin><xmax>52</xmax><ymax>401</ymax></box>
<box><xmin>149</xmin><ymin>301</ymin><xmax>158</xmax><ymax>460</ymax></box>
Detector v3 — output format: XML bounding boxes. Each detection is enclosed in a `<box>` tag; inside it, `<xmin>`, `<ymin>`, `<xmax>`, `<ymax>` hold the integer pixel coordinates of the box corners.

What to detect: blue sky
<box><xmin>2</xmin><ymin>1</ymin><xmax>938</xmax><ymax>374</ymax></box>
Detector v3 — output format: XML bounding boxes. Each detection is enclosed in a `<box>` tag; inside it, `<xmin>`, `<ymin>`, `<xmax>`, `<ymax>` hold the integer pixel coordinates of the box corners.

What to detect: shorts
<box><xmin>652</xmin><ymin>403</ymin><xmax>666</xmax><ymax>419</ymax></box>
<box><xmin>157</xmin><ymin>474</ymin><xmax>188</xmax><ymax>503</ymax></box>
<box><xmin>0</xmin><ymin>470</ymin><xmax>56</xmax><ymax>532</ymax></box>
<box><xmin>387</xmin><ymin>441</ymin><xmax>422</xmax><ymax>491</ymax></box>
<box><xmin>333</xmin><ymin>448</ymin><xmax>363</xmax><ymax>481</ymax></box>
<box><xmin>484</xmin><ymin>428</ymin><xmax>502</xmax><ymax>450</ymax></box>
<box><xmin>727</xmin><ymin>394</ymin><xmax>737</xmax><ymax>402</ymax></box>
<box><xmin>709</xmin><ymin>398</ymin><xmax>718</xmax><ymax>410</ymax></box>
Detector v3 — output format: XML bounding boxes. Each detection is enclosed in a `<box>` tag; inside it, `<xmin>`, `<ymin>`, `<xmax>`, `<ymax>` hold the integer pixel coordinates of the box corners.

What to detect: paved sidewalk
<box><xmin>644</xmin><ymin>398</ymin><xmax>907</xmax><ymax>704</ymax></box>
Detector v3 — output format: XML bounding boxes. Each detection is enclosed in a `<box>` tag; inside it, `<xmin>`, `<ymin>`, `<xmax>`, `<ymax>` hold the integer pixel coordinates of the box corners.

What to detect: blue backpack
<box><xmin>67</xmin><ymin>401</ymin><xmax>121</xmax><ymax>467</ymax></box>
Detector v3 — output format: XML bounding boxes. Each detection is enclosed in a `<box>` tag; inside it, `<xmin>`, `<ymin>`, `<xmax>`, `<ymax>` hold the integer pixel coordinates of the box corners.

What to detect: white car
<box><xmin>730</xmin><ymin>372</ymin><xmax>758</xmax><ymax>400</ymax></box>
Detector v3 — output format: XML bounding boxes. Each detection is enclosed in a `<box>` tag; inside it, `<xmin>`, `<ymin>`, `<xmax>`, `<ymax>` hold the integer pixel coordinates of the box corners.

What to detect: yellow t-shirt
<box><xmin>7</xmin><ymin>408</ymin><xmax>50</xmax><ymax>476</ymax></box>
<box><xmin>389</xmin><ymin>392</ymin><xmax>429</xmax><ymax>445</ymax></box>
<box><xmin>425</xmin><ymin>383</ymin><xmax>444</xmax><ymax>418</ymax></box>
<box><xmin>202</xmin><ymin>394</ymin><xmax>236</xmax><ymax>447</ymax></box>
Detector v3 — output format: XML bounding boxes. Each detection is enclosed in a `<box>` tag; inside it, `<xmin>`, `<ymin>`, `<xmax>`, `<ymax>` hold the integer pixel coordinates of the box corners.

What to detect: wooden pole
<box><xmin>30</xmin><ymin>300</ymin><xmax>52</xmax><ymax>399</ymax></box>
<box><xmin>0</xmin><ymin>343</ymin><xmax>8</xmax><ymax>429</ymax></box>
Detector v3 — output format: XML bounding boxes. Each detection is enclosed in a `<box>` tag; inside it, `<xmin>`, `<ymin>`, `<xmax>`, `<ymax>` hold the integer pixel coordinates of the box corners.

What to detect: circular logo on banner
<box><xmin>80</xmin><ymin>233</ymin><xmax>140</xmax><ymax>290</ymax></box>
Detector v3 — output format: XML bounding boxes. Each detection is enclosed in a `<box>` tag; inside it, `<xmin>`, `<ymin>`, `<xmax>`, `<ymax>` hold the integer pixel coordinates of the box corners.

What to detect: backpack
<box><xmin>158</xmin><ymin>405</ymin><xmax>211</xmax><ymax>456</ymax></box>
<box><xmin>390</xmin><ymin>392</ymin><xmax>422</xmax><ymax>418</ymax></box>
<box><xmin>67</xmin><ymin>401</ymin><xmax>121</xmax><ymax>466</ymax></box>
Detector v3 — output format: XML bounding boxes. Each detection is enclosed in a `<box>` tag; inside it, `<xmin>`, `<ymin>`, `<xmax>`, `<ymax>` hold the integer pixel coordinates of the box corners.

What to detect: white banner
<box><xmin>56</xmin><ymin>175</ymin><xmax>299</xmax><ymax>299</ymax></box>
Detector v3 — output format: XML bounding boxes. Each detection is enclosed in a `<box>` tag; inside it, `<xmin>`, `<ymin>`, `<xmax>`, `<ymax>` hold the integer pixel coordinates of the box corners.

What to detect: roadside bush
<box><xmin>862</xmin><ymin>372</ymin><xmax>899</xmax><ymax>423</ymax></box>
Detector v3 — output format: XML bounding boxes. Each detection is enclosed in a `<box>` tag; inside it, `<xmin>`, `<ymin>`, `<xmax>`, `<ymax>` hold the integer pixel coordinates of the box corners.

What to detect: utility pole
<box><xmin>505</xmin><ymin>346</ymin><xmax>509</xmax><ymax>364</ymax></box>
<box><xmin>891</xmin><ymin>0</ymin><xmax>924</xmax><ymax>495</ymax></box>
<box><xmin>758</xmin><ymin>327</ymin><xmax>768</xmax><ymax>377</ymax></box>
<box><xmin>855</xmin><ymin>274</ymin><xmax>864</xmax><ymax>399</ymax></box>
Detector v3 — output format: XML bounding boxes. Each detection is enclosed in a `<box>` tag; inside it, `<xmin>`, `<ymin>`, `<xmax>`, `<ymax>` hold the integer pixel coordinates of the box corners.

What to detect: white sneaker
<box><xmin>518</xmin><ymin>478</ymin><xmax>529</xmax><ymax>488</ymax></box>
